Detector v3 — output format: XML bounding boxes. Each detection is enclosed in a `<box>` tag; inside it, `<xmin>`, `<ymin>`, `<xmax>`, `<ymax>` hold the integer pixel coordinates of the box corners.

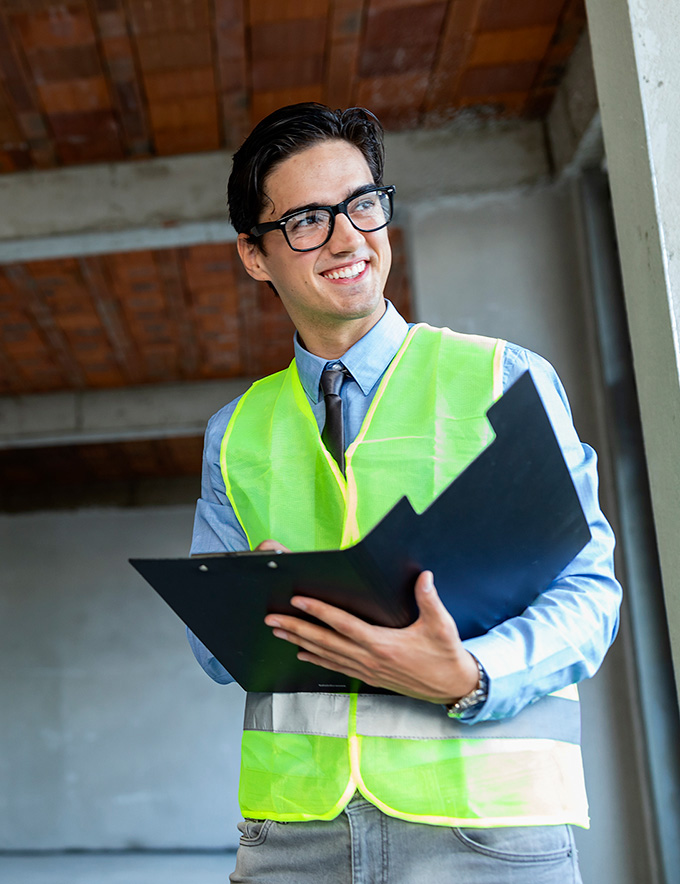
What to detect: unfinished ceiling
<box><xmin>0</xmin><ymin>0</ymin><xmax>586</xmax><ymax>172</ymax></box>
<box><xmin>0</xmin><ymin>0</ymin><xmax>587</xmax><ymax>498</ymax></box>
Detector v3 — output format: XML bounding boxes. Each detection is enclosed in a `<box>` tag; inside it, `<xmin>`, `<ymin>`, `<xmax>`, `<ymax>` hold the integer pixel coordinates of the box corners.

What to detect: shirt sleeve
<box><xmin>187</xmin><ymin>398</ymin><xmax>248</xmax><ymax>685</ymax></box>
<box><xmin>462</xmin><ymin>344</ymin><xmax>622</xmax><ymax>722</ymax></box>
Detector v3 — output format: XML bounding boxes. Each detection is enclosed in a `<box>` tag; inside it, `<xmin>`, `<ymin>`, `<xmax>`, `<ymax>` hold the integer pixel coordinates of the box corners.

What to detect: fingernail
<box><xmin>266</xmin><ymin>617</ymin><xmax>281</xmax><ymax>628</ymax></box>
<box><xmin>291</xmin><ymin>597</ymin><xmax>308</xmax><ymax>611</ymax></box>
<box><xmin>423</xmin><ymin>571</ymin><xmax>434</xmax><ymax>591</ymax></box>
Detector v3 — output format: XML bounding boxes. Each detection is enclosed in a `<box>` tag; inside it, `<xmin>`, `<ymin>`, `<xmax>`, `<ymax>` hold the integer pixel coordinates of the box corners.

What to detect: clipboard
<box><xmin>131</xmin><ymin>371</ymin><xmax>591</xmax><ymax>693</ymax></box>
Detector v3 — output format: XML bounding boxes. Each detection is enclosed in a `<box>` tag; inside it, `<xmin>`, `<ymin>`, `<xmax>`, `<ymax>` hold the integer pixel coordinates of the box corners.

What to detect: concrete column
<box><xmin>585</xmin><ymin>0</ymin><xmax>680</xmax><ymax>693</ymax></box>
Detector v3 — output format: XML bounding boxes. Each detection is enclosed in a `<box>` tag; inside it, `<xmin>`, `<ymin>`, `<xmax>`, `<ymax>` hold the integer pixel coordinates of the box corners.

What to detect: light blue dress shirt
<box><xmin>188</xmin><ymin>301</ymin><xmax>622</xmax><ymax>723</ymax></box>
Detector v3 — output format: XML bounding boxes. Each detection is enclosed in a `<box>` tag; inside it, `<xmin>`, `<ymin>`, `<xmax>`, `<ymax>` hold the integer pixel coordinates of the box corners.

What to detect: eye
<box><xmin>289</xmin><ymin>210</ymin><xmax>325</xmax><ymax>231</ymax></box>
<box><xmin>354</xmin><ymin>196</ymin><xmax>377</xmax><ymax>212</ymax></box>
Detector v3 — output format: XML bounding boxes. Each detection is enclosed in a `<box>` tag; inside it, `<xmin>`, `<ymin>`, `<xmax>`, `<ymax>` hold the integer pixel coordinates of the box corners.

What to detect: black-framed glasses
<box><xmin>250</xmin><ymin>185</ymin><xmax>396</xmax><ymax>252</ymax></box>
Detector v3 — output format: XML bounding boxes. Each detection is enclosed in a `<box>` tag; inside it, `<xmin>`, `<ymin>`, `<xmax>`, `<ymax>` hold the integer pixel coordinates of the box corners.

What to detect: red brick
<box><xmin>144</xmin><ymin>67</ymin><xmax>216</xmax><ymax>102</ymax></box>
<box><xmin>250</xmin><ymin>85</ymin><xmax>323</xmax><ymax>126</ymax></box>
<box><xmin>37</xmin><ymin>77</ymin><xmax>111</xmax><ymax>113</ymax></box>
<box><xmin>458</xmin><ymin>62</ymin><xmax>540</xmax><ymax>97</ymax></box>
<box><xmin>129</xmin><ymin>0</ymin><xmax>211</xmax><ymax>36</ymax></box>
<box><xmin>153</xmin><ymin>125</ymin><xmax>220</xmax><ymax>154</ymax></box>
<box><xmin>356</xmin><ymin>71</ymin><xmax>429</xmax><ymax>113</ymax></box>
<box><xmin>251</xmin><ymin>53</ymin><xmax>323</xmax><ymax>92</ymax></box>
<box><xmin>136</xmin><ymin>31</ymin><xmax>213</xmax><ymax>73</ymax></box>
<box><xmin>13</xmin><ymin>6</ymin><xmax>96</xmax><ymax>50</ymax></box>
<box><xmin>363</xmin><ymin>2</ymin><xmax>446</xmax><ymax>51</ymax></box>
<box><xmin>27</xmin><ymin>45</ymin><xmax>101</xmax><ymax>81</ymax></box>
<box><xmin>147</xmin><ymin>94</ymin><xmax>218</xmax><ymax>129</ymax></box>
<box><xmin>248</xmin><ymin>0</ymin><xmax>330</xmax><ymax>25</ymax></box>
<box><xmin>468</xmin><ymin>26</ymin><xmax>556</xmax><ymax>67</ymax></box>
<box><xmin>57</xmin><ymin>132</ymin><xmax>124</xmax><ymax>164</ymax></box>
<box><xmin>480</xmin><ymin>0</ymin><xmax>567</xmax><ymax>30</ymax></box>
<box><xmin>48</xmin><ymin>108</ymin><xmax>118</xmax><ymax>137</ymax></box>
<box><xmin>369</xmin><ymin>0</ymin><xmax>441</xmax><ymax>9</ymax></box>
<box><xmin>249</xmin><ymin>18</ymin><xmax>326</xmax><ymax>57</ymax></box>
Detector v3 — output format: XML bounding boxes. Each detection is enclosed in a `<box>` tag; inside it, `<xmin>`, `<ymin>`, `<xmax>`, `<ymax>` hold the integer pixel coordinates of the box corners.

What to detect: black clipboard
<box><xmin>131</xmin><ymin>372</ymin><xmax>591</xmax><ymax>693</ymax></box>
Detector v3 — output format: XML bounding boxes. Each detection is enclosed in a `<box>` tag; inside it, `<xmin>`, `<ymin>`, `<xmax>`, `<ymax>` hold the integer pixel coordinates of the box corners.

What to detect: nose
<box><xmin>328</xmin><ymin>211</ymin><xmax>365</xmax><ymax>253</ymax></box>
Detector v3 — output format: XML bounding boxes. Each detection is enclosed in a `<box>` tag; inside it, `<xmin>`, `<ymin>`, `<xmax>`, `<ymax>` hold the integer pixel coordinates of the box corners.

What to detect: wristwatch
<box><xmin>445</xmin><ymin>658</ymin><xmax>489</xmax><ymax>719</ymax></box>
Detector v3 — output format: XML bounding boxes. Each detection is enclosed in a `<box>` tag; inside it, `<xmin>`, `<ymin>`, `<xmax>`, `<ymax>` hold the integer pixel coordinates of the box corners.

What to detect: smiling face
<box><xmin>237</xmin><ymin>139</ymin><xmax>392</xmax><ymax>358</ymax></box>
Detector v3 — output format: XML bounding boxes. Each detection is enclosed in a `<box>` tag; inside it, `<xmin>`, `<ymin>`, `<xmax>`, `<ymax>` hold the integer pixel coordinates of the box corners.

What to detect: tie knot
<box><xmin>320</xmin><ymin>366</ymin><xmax>345</xmax><ymax>398</ymax></box>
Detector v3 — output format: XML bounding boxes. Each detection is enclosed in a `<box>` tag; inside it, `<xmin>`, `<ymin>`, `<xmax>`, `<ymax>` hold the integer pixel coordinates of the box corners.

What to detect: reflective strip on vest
<box><xmin>226</xmin><ymin>325</ymin><xmax>589</xmax><ymax>827</ymax></box>
<box><xmin>240</xmin><ymin>689</ymin><xmax>588</xmax><ymax>828</ymax></box>
<box><xmin>244</xmin><ymin>691</ymin><xmax>581</xmax><ymax>744</ymax></box>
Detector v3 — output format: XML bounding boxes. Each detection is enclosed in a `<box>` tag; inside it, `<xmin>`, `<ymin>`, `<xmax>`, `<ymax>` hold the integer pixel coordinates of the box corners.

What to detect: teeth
<box><xmin>323</xmin><ymin>260</ymin><xmax>366</xmax><ymax>280</ymax></box>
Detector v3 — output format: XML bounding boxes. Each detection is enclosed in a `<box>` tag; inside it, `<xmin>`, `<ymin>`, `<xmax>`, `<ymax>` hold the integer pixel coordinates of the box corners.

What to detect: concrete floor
<box><xmin>0</xmin><ymin>852</ymin><xmax>236</xmax><ymax>884</ymax></box>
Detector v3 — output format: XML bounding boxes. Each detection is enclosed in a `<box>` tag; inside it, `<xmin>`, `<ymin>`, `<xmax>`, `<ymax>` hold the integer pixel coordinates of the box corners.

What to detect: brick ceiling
<box><xmin>0</xmin><ymin>0</ymin><xmax>587</xmax><ymax>172</ymax></box>
<box><xmin>0</xmin><ymin>0</ymin><xmax>586</xmax><ymax>496</ymax></box>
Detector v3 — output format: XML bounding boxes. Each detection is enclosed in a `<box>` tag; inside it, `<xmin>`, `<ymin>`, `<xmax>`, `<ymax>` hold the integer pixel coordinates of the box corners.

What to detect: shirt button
<box><xmin>329</xmin><ymin>362</ymin><xmax>343</xmax><ymax>370</ymax></box>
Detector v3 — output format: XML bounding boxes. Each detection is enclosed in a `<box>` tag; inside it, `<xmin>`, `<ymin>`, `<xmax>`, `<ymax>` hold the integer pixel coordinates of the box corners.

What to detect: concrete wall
<box><xmin>405</xmin><ymin>182</ymin><xmax>651</xmax><ymax>883</ymax></box>
<box><xmin>0</xmin><ymin>505</ymin><xmax>245</xmax><ymax>850</ymax></box>
<box><xmin>0</xmin><ymin>178</ymin><xmax>651</xmax><ymax>881</ymax></box>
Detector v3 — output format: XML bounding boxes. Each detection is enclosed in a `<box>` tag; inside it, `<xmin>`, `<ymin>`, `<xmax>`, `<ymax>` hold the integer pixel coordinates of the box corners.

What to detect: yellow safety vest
<box><xmin>221</xmin><ymin>324</ymin><xmax>589</xmax><ymax>828</ymax></box>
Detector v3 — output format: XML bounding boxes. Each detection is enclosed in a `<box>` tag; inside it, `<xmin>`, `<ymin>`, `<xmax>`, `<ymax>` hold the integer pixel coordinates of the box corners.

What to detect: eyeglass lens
<box><xmin>284</xmin><ymin>189</ymin><xmax>392</xmax><ymax>250</ymax></box>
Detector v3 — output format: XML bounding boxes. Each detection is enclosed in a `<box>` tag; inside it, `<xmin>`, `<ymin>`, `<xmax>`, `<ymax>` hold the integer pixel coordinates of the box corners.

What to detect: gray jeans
<box><xmin>230</xmin><ymin>794</ymin><xmax>583</xmax><ymax>884</ymax></box>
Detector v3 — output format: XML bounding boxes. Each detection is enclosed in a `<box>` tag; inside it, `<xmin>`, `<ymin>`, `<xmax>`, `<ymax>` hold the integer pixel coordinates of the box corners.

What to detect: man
<box><xmin>189</xmin><ymin>103</ymin><xmax>622</xmax><ymax>883</ymax></box>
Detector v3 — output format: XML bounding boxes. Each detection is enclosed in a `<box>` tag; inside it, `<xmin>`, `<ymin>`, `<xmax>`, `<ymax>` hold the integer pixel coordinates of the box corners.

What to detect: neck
<box><xmin>297</xmin><ymin>302</ymin><xmax>386</xmax><ymax>360</ymax></box>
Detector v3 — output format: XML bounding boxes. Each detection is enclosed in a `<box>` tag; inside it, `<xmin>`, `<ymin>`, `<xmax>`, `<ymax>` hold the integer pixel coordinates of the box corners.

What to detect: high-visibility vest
<box><xmin>221</xmin><ymin>324</ymin><xmax>589</xmax><ymax>828</ymax></box>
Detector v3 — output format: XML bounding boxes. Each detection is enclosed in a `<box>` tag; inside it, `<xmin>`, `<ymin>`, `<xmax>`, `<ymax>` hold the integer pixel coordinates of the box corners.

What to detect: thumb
<box><xmin>414</xmin><ymin>570</ymin><xmax>450</xmax><ymax>621</ymax></box>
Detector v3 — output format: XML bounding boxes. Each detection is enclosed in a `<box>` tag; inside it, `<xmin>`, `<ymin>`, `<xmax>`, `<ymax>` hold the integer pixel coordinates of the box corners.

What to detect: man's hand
<box><xmin>263</xmin><ymin>568</ymin><xmax>480</xmax><ymax>705</ymax></box>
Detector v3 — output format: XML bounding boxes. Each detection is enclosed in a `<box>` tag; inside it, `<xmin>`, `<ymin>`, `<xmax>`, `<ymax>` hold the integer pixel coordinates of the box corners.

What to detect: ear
<box><xmin>237</xmin><ymin>233</ymin><xmax>272</xmax><ymax>283</ymax></box>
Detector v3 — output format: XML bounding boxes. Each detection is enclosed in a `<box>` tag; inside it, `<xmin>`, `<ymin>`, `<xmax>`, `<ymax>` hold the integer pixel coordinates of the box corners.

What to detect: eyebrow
<box><xmin>279</xmin><ymin>183</ymin><xmax>377</xmax><ymax>220</ymax></box>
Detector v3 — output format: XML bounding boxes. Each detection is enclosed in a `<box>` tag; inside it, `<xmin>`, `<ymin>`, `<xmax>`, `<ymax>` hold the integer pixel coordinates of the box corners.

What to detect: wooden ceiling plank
<box><xmin>360</xmin><ymin>2</ymin><xmax>447</xmax><ymax>79</ymax></box>
<box><xmin>324</xmin><ymin>0</ymin><xmax>366</xmax><ymax>109</ymax></box>
<box><xmin>423</xmin><ymin>0</ymin><xmax>486</xmax><ymax>120</ymax></box>
<box><xmin>2</xmin><ymin>264</ymin><xmax>86</xmax><ymax>388</ymax></box>
<box><xmin>78</xmin><ymin>256</ymin><xmax>145</xmax><ymax>385</ymax></box>
<box><xmin>213</xmin><ymin>0</ymin><xmax>249</xmax><ymax>147</ymax></box>
<box><xmin>528</xmin><ymin>0</ymin><xmax>586</xmax><ymax>102</ymax></box>
<box><xmin>0</xmin><ymin>10</ymin><xmax>56</xmax><ymax>167</ymax></box>
<box><xmin>89</xmin><ymin>0</ymin><xmax>153</xmax><ymax>156</ymax></box>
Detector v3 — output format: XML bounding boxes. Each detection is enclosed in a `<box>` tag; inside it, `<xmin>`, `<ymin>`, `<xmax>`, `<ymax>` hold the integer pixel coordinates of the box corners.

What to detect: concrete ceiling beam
<box><xmin>0</xmin><ymin>122</ymin><xmax>549</xmax><ymax>263</ymax></box>
<box><xmin>0</xmin><ymin>378</ymin><xmax>254</xmax><ymax>449</ymax></box>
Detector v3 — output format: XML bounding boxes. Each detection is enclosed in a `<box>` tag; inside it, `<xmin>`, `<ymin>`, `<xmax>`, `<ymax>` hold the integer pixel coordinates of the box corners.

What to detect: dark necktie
<box><xmin>320</xmin><ymin>366</ymin><xmax>346</xmax><ymax>474</ymax></box>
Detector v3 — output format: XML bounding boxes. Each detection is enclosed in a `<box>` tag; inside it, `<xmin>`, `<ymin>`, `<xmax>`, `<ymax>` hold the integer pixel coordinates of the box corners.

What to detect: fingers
<box><xmin>255</xmin><ymin>539</ymin><xmax>290</xmax><ymax>553</ymax></box>
<box><xmin>267</xmin><ymin>614</ymin><xmax>374</xmax><ymax>674</ymax></box>
<box><xmin>288</xmin><ymin>596</ymin><xmax>374</xmax><ymax>642</ymax></box>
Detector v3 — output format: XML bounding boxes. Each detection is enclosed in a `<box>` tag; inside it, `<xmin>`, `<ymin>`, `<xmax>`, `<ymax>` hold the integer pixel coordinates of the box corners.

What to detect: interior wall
<box><xmin>0</xmin><ymin>505</ymin><xmax>245</xmax><ymax>850</ymax></box>
<box><xmin>0</xmin><ymin>179</ymin><xmax>650</xmax><ymax>881</ymax></box>
<box><xmin>406</xmin><ymin>181</ymin><xmax>651</xmax><ymax>884</ymax></box>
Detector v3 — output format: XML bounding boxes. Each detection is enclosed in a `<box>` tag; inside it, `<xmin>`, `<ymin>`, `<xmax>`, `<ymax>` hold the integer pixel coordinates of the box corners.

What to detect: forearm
<box><xmin>458</xmin><ymin>345</ymin><xmax>622</xmax><ymax>723</ymax></box>
<box><xmin>188</xmin><ymin>408</ymin><xmax>250</xmax><ymax>684</ymax></box>
<box><xmin>463</xmin><ymin>507</ymin><xmax>621</xmax><ymax>722</ymax></box>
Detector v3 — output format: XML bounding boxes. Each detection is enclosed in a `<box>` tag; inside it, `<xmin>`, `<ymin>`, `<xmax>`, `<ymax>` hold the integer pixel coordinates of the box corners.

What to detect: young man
<box><xmin>190</xmin><ymin>103</ymin><xmax>622</xmax><ymax>883</ymax></box>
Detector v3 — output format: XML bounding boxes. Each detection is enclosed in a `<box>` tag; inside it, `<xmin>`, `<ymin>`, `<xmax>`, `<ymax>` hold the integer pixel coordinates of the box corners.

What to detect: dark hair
<box><xmin>227</xmin><ymin>103</ymin><xmax>385</xmax><ymax>247</ymax></box>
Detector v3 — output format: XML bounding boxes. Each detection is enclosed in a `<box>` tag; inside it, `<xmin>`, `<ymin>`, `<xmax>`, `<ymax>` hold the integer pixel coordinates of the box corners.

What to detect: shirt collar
<box><xmin>294</xmin><ymin>300</ymin><xmax>410</xmax><ymax>403</ymax></box>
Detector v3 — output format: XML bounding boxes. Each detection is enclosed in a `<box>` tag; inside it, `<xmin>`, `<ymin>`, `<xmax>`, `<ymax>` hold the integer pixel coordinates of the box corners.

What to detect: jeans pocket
<box><xmin>452</xmin><ymin>825</ymin><xmax>575</xmax><ymax>863</ymax></box>
<box><xmin>237</xmin><ymin>818</ymin><xmax>274</xmax><ymax>846</ymax></box>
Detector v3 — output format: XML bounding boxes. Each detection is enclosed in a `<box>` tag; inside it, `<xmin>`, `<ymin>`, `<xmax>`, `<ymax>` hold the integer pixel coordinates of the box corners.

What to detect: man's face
<box><xmin>237</xmin><ymin>139</ymin><xmax>392</xmax><ymax>354</ymax></box>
